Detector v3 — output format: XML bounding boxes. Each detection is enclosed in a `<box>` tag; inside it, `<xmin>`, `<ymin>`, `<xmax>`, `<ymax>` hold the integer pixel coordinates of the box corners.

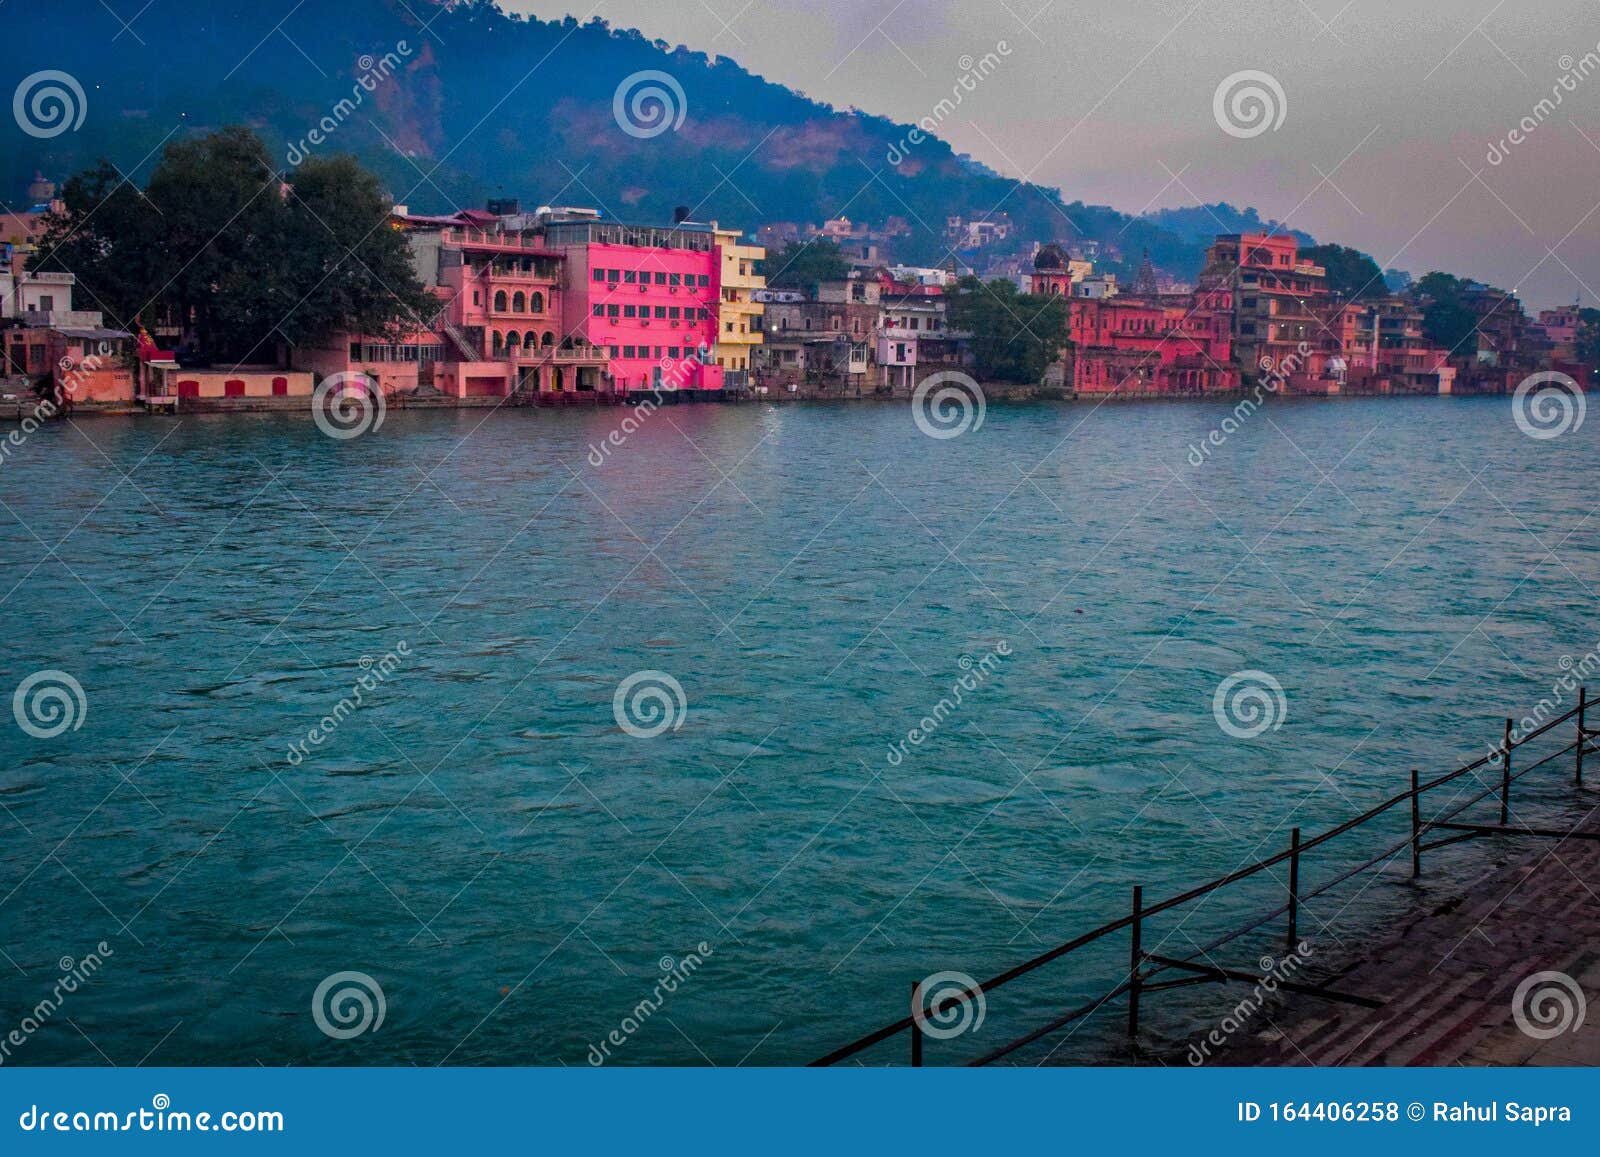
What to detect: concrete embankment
<box><xmin>1213</xmin><ymin>806</ymin><xmax>1600</xmax><ymax>1066</ymax></box>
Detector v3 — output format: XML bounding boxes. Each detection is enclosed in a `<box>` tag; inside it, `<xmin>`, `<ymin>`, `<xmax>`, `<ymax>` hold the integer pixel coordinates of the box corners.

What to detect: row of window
<box><xmin>491</xmin><ymin>291</ymin><xmax>545</xmax><ymax>313</ymax></box>
<box><xmin>592</xmin><ymin>268</ymin><xmax>712</xmax><ymax>288</ymax></box>
<box><xmin>591</xmin><ymin>304</ymin><xmax>712</xmax><ymax>321</ymax></box>
<box><xmin>611</xmin><ymin>345</ymin><xmax>697</xmax><ymax>360</ymax></box>
<box><xmin>348</xmin><ymin>343</ymin><xmax>446</xmax><ymax>363</ymax></box>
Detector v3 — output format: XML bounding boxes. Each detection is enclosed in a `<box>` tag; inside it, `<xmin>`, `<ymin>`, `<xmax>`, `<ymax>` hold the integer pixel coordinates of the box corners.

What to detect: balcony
<box><xmin>20</xmin><ymin>309</ymin><xmax>103</xmax><ymax>329</ymax></box>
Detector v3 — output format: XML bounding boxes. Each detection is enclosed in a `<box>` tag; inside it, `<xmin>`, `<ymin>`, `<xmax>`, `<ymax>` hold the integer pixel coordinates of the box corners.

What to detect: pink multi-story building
<box><xmin>543</xmin><ymin>216</ymin><xmax>724</xmax><ymax>395</ymax></box>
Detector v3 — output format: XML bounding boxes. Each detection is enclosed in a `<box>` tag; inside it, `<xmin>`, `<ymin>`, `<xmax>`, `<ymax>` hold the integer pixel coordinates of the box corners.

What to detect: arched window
<box><xmin>512</xmin><ymin>291</ymin><xmax>526</xmax><ymax>313</ymax></box>
<box><xmin>493</xmin><ymin>290</ymin><xmax>508</xmax><ymax>312</ymax></box>
<box><xmin>524</xmin><ymin>331</ymin><xmax>539</xmax><ymax>350</ymax></box>
<box><xmin>529</xmin><ymin>292</ymin><xmax>544</xmax><ymax>313</ymax></box>
<box><xmin>506</xmin><ymin>331</ymin><xmax>521</xmax><ymax>351</ymax></box>
<box><xmin>541</xmin><ymin>332</ymin><xmax>554</xmax><ymax>347</ymax></box>
<box><xmin>492</xmin><ymin>332</ymin><xmax>505</xmax><ymax>356</ymax></box>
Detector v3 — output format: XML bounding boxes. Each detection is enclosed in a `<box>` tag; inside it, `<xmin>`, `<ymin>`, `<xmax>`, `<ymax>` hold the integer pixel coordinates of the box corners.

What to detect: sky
<box><xmin>510</xmin><ymin>0</ymin><xmax>1600</xmax><ymax>310</ymax></box>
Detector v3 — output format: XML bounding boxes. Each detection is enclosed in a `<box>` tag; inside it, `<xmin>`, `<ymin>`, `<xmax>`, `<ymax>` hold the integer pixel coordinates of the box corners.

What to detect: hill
<box><xmin>3</xmin><ymin>0</ymin><xmax>1297</xmax><ymax>278</ymax></box>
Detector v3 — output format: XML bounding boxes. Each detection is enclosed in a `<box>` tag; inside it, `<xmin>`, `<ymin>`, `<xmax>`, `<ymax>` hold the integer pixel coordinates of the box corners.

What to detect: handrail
<box><xmin>813</xmin><ymin>694</ymin><xmax>1590</xmax><ymax>1066</ymax></box>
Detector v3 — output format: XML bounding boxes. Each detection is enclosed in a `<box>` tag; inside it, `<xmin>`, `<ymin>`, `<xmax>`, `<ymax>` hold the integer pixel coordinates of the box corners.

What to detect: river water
<box><xmin>1</xmin><ymin>397</ymin><xmax>1595</xmax><ymax>1065</ymax></box>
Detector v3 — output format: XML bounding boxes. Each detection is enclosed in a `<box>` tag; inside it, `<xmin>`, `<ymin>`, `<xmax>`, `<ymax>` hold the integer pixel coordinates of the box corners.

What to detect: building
<box><xmin>1058</xmin><ymin>290</ymin><xmax>1238</xmax><ymax>396</ymax></box>
<box><xmin>877</xmin><ymin>283</ymin><xmax>952</xmax><ymax>392</ymax></box>
<box><xmin>755</xmin><ymin>277</ymin><xmax>877</xmax><ymax>390</ymax></box>
<box><xmin>1</xmin><ymin>268</ymin><xmax>134</xmax><ymax>403</ymax></box>
<box><xmin>713</xmin><ymin>227</ymin><xmax>766</xmax><ymax>388</ymax></box>
<box><xmin>546</xmin><ymin>214</ymin><xmax>724</xmax><ymax>396</ymax></box>
<box><xmin>1200</xmin><ymin>233</ymin><xmax>1331</xmax><ymax>386</ymax></box>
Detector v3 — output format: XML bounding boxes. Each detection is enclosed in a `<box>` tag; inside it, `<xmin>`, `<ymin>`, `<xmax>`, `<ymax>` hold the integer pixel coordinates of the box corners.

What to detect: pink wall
<box><xmin>566</xmin><ymin>242</ymin><xmax>723</xmax><ymax>392</ymax></box>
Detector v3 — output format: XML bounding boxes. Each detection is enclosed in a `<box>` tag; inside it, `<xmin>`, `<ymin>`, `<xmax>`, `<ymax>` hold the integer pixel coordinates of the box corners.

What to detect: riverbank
<box><xmin>1208</xmin><ymin>803</ymin><xmax>1600</xmax><ymax>1066</ymax></box>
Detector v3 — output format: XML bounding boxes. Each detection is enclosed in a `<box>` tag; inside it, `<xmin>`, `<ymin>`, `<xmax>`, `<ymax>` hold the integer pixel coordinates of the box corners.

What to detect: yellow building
<box><xmin>714</xmin><ymin>227</ymin><xmax>765</xmax><ymax>381</ymax></box>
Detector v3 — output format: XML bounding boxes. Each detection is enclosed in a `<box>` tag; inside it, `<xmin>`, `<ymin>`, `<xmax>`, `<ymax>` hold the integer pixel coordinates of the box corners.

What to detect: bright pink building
<box><xmin>544</xmin><ymin>219</ymin><xmax>724</xmax><ymax>394</ymax></box>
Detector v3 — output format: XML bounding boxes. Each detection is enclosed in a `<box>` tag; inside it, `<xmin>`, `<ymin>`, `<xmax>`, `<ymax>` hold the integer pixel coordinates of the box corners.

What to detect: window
<box><xmin>623</xmin><ymin>345</ymin><xmax>636</xmax><ymax>358</ymax></box>
<box><xmin>668</xmin><ymin>307</ymin><xmax>681</xmax><ymax>320</ymax></box>
<box><xmin>624</xmin><ymin>305</ymin><xmax>637</xmax><ymax>319</ymax></box>
<box><xmin>624</xmin><ymin>270</ymin><xmax>637</xmax><ymax>284</ymax></box>
<box><xmin>669</xmin><ymin>347</ymin><xmax>682</xmax><ymax>359</ymax></box>
<box><xmin>669</xmin><ymin>273</ymin><xmax>681</xmax><ymax>287</ymax></box>
<box><xmin>593</xmin><ymin>269</ymin><xmax>605</xmax><ymax>282</ymax></box>
<box><xmin>606</xmin><ymin>269</ymin><xmax>619</xmax><ymax>282</ymax></box>
<box><xmin>610</xmin><ymin>346</ymin><xmax>621</xmax><ymax>357</ymax></box>
<box><xmin>592</xmin><ymin>305</ymin><xmax>604</xmax><ymax>318</ymax></box>
<box><xmin>655</xmin><ymin>306</ymin><xmax>667</xmax><ymax>319</ymax></box>
<box><xmin>655</xmin><ymin>272</ymin><xmax>668</xmax><ymax>285</ymax></box>
<box><xmin>698</xmin><ymin>275</ymin><xmax>710</xmax><ymax>287</ymax></box>
<box><xmin>38</xmin><ymin>295</ymin><xmax>53</xmax><ymax>311</ymax></box>
<box><xmin>607</xmin><ymin>304</ymin><xmax>620</xmax><ymax>318</ymax></box>
<box><xmin>494</xmin><ymin>290</ymin><xmax>508</xmax><ymax>311</ymax></box>
<box><xmin>349</xmin><ymin>341</ymin><xmax>361</xmax><ymax>358</ymax></box>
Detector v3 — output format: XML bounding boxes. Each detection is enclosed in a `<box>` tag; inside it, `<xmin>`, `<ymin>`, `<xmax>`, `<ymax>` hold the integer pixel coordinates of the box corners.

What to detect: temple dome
<box><xmin>1034</xmin><ymin>243</ymin><xmax>1069</xmax><ymax>271</ymax></box>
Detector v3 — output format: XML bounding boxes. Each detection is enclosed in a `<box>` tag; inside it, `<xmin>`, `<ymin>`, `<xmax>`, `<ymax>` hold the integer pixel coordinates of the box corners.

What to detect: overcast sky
<box><xmin>510</xmin><ymin>0</ymin><xmax>1600</xmax><ymax>309</ymax></box>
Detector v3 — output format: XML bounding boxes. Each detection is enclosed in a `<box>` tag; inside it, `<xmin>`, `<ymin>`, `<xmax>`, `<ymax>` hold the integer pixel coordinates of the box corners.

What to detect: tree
<box><xmin>945</xmin><ymin>277</ymin><xmax>1067</xmax><ymax>384</ymax></box>
<box><xmin>1576</xmin><ymin>308</ymin><xmax>1600</xmax><ymax>367</ymax></box>
<box><xmin>32</xmin><ymin>162</ymin><xmax>167</xmax><ymax>331</ymax></box>
<box><xmin>36</xmin><ymin>127</ymin><xmax>432</xmax><ymax>364</ymax></box>
<box><xmin>1413</xmin><ymin>272</ymin><xmax>1478</xmax><ymax>354</ymax></box>
<box><xmin>277</xmin><ymin>154</ymin><xmax>438</xmax><ymax>348</ymax></box>
<box><xmin>1301</xmin><ymin>243</ymin><xmax>1386</xmax><ymax>299</ymax></box>
<box><xmin>762</xmin><ymin>239</ymin><xmax>850</xmax><ymax>294</ymax></box>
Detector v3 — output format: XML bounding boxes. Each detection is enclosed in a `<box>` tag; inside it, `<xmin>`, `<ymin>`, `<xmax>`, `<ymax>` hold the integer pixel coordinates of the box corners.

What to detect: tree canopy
<box><xmin>35</xmin><ymin>126</ymin><xmax>433</xmax><ymax>364</ymax></box>
<box><xmin>762</xmin><ymin>239</ymin><xmax>851</xmax><ymax>294</ymax></box>
<box><xmin>945</xmin><ymin>277</ymin><xmax>1067</xmax><ymax>384</ymax></box>
<box><xmin>1300</xmin><ymin>243</ymin><xmax>1386</xmax><ymax>300</ymax></box>
<box><xmin>1411</xmin><ymin>272</ymin><xmax>1481</xmax><ymax>354</ymax></box>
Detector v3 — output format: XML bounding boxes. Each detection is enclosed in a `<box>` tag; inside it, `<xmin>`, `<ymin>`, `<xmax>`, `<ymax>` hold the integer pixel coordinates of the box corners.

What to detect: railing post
<box><xmin>1127</xmin><ymin>885</ymin><xmax>1143</xmax><ymax>1038</ymax></box>
<box><xmin>1410</xmin><ymin>769</ymin><xmax>1422</xmax><ymax>878</ymax></box>
<box><xmin>910</xmin><ymin>979</ymin><xmax>924</xmax><ymax>1067</ymax></box>
<box><xmin>1501</xmin><ymin>718</ymin><xmax>1514</xmax><ymax>825</ymax></box>
<box><xmin>1286</xmin><ymin>827</ymin><xmax>1301</xmax><ymax>952</ymax></box>
<box><xmin>1577</xmin><ymin>687</ymin><xmax>1587</xmax><ymax>787</ymax></box>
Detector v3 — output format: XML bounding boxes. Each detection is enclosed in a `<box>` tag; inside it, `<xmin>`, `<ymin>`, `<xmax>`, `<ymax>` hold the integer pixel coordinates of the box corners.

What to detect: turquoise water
<box><xmin>1</xmin><ymin>398</ymin><xmax>1595</xmax><ymax>1066</ymax></box>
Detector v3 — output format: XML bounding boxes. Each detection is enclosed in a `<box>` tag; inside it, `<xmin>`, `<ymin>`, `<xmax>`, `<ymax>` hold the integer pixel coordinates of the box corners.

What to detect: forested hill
<box><xmin>3</xmin><ymin>0</ymin><xmax>1305</xmax><ymax>275</ymax></box>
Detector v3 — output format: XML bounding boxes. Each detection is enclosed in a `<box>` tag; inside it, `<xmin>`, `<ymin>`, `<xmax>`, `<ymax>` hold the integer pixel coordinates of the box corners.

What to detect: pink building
<box><xmin>543</xmin><ymin>217</ymin><xmax>724</xmax><ymax>395</ymax></box>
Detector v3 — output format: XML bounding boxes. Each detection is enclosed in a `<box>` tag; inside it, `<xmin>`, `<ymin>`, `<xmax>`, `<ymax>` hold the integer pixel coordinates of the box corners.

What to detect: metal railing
<box><xmin>814</xmin><ymin>689</ymin><xmax>1595</xmax><ymax>1066</ymax></box>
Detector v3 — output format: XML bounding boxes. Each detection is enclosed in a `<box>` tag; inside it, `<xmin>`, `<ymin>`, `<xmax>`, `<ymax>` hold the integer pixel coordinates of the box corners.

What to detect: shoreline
<box><xmin>1</xmin><ymin>386</ymin><xmax>1507</xmax><ymax>423</ymax></box>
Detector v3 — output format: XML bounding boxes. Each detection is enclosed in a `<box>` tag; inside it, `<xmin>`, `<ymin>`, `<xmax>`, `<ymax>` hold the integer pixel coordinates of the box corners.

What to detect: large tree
<box><xmin>762</xmin><ymin>239</ymin><xmax>850</xmax><ymax>294</ymax></box>
<box><xmin>945</xmin><ymin>277</ymin><xmax>1067</xmax><ymax>384</ymax></box>
<box><xmin>35</xmin><ymin>127</ymin><xmax>432</xmax><ymax>363</ymax></box>
<box><xmin>1300</xmin><ymin>243</ymin><xmax>1386</xmax><ymax>300</ymax></box>
<box><xmin>1412</xmin><ymin>272</ymin><xmax>1479</xmax><ymax>354</ymax></box>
